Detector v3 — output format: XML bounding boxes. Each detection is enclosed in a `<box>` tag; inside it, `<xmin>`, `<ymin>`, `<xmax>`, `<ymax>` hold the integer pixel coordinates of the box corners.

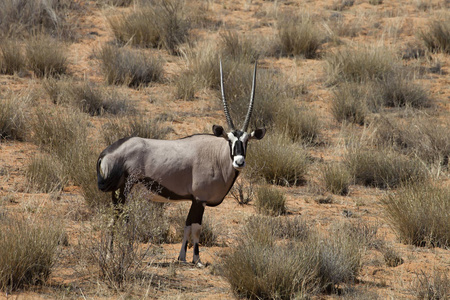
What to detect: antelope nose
<box><xmin>234</xmin><ymin>155</ymin><xmax>245</xmax><ymax>168</ymax></box>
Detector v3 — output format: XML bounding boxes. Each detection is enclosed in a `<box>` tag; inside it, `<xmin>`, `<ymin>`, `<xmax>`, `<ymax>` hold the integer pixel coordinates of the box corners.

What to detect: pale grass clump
<box><xmin>222</xmin><ymin>218</ymin><xmax>366</xmax><ymax>298</ymax></box>
<box><xmin>382</xmin><ymin>183</ymin><xmax>450</xmax><ymax>248</ymax></box>
<box><xmin>26</xmin><ymin>154</ymin><xmax>67</xmax><ymax>193</ymax></box>
<box><xmin>25</xmin><ymin>34</ymin><xmax>68</xmax><ymax>77</ymax></box>
<box><xmin>331</xmin><ymin>82</ymin><xmax>369</xmax><ymax>125</ymax></box>
<box><xmin>97</xmin><ymin>44</ymin><xmax>164</xmax><ymax>87</ymax></box>
<box><xmin>325</xmin><ymin>44</ymin><xmax>397</xmax><ymax>84</ymax></box>
<box><xmin>0</xmin><ymin>215</ymin><xmax>64</xmax><ymax>293</ymax></box>
<box><xmin>43</xmin><ymin>77</ymin><xmax>134</xmax><ymax>116</ymax></box>
<box><xmin>345</xmin><ymin>147</ymin><xmax>427</xmax><ymax>189</ymax></box>
<box><xmin>255</xmin><ymin>185</ymin><xmax>286</xmax><ymax>216</ymax></box>
<box><xmin>108</xmin><ymin>0</ymin><xmax>190</xmax><ymax>54</ymax></box>
<box><xmin>246</xmin><ymin>132</ymin><xmax>310</xmax><ymax>186</ymax></box>
<box><xmin>277</xmin><ymin>13</ymin><xmax>323</xmax><ymax>58</ymax></box>
<box><xmin>420</xmin><ymin>19</ymin><xmax>450</xmax><ymax>54</ymax></box>
<box><xmin>0</xmin><ymin>91</ymin><xmax>29</xmax><ymax>141</ymax></box>
<box><xmin>276</xmin><ymin>103</ymin><xmax>321</xmax><ymax>144</ymax></box>
<box><xmin>101</xmin><ymin>115</ymin><xmax>173</xmax><ymax>146</ymax></box>
<box><xmin>414</xmin><ymin>270</ymin><xmax>450</xmax><ymax>300</ymax></box>
<box><xmin>321</xmin><ymin>163</ymin><xmax>351</xmax><ymax>195</ymax></box>
<box><xmin>0</xmin><ymin>39</ymin><xmax>25</xmax><ymax>75</ymax></box>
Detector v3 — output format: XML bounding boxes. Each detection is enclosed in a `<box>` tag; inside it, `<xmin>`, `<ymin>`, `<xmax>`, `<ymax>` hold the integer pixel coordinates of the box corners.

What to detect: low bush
<box><xmin>245</xmin><ymin>215</ymin><xmax>310</xmax><ymax>241</ymax></box>
<box><xmin>345</xmin><ymin>148</ymin><xmax>427</xmax><ymax>189</ymax></box>
<box><xmin>0</xmin><ymin>216</ymin><xmax>63</xmax><ymax>293</ymax></box>
<box><xmin>420</xmin><ymin>19</ymin><xmax>450</xmax><ymax>54</ymax></box>
<box><xmin>220</xmin><ymin>30</ymin><xmax>259</xmax><ymax>63</ymax></box>
<box><xmin>331</xmin><ymin>83</ymin><xmax>369</xmax><ymax>124</ymax></box>
<box><xmin>374</xmin><ymin>117</ymin><xmax>450</xmax><ymax>166</ymax></box>
<box><xmin>277</xmin><ymin>13</ymin><xmax>323</xmax><ymax>58</ymax></box>
<box><xmin>101</xmin><ymin>115</ymin><xmax>172</xmax><ymax>146</ymax></box>
<box><xmin>247</xmin><ymin>132</ymin><xmax>309</xmax><ymax>186</ymax></box>
<box><xmin>382</xmin><ymin>183</ymin><xmax>450</xmax><ymax>248</ymax></box>
<box><xmin>377</xmin><ymin>74</ymin><xmax>430</xmax><ymax>108</ymax></box>
<box><xmin>321</xmin><ymin>163</ymin><xmax>351</xmax><ymax>195</ymax></box>
<box><xmin>276</xmin><ymin>103</ymin><xmax>321</xmax><ymax>144</ymax></box>
<box><xmin>26</xmin><ymin>154</ymin><xmax>67</xmax><ymax>193</ymax></box>
<box><xmin>108</xmin><ymin>0</ymin><xmax>190</xmax><ymax>54</ymax></box>
<box><xmin>222</xmin><ymin>218</ymin><xmax>365</xmax><ymax>298</ymax></box>
<box><xmin>255</xmin><ymin>185</ymin><xmax>286</xmax><ymax>216</ymax></box>
<box><xmin>325</xmin><ymin>45</ymin><xmax>396</xmax><ymax>84</ymax></box>
<box><xmin>25</xmin><ymin>34</ymin><xmax>68</xmax><ymax>77</ymax></box>
<box><xmin>43</xmin><ymin>77</ymin><xmax>134</xmax><ymax>115</ymax></box>
<box><xmin>97</xmin><ymin>44</ymin><xmax>164</xmax><ymax>87</ymax></box>
<box><xmin>414</xmin><ymin>270</ymin><xmax>450</xmax><ymax>300</ymax></box>
<box><xmin>0</xmin><ymin>39</ymin><xmax>25</xmax><ymax>75</ymax></box>
<box><xmin>0</xmin><ymin>91</ymin><xmax>29</xmax><ymax>141</ymax></box>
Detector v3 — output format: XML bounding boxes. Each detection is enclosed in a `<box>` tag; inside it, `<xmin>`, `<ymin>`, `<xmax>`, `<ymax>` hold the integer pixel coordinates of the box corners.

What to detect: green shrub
<box><xmin>321</xmin><ymin>163</ymin><xmax>351</xmax><ymax>195</ymax></box>
<box><xmin>255</xmin><ymin>185</ymin><xmax>286</xmax><ymax>216</ymax></box>
<box><xmin>247</xmin><ymin>132</ymin><xmax>309</xmax><ymax>186</ymax></box>
<box><xmin>26</xmin><ymin>34</ymin><xmax>68</xmax><ymax>77</ymax></box>
<box><xmin>382</xmin><ymin>183</ymin><xmax>450</xmax><ymax>248</ymax></box>
<box><xmin>0</xmin><ymin>39</ymin><xmax>25</xmax><ymax>75</ymax></box>
<box><xmin>26</xmin><ymin>154</ymin><xmax>67</xmax><ymax>193</ymax></box>
<box><xmin>108</xmin><ymin>0</ymin><xmax>190</xmax><ymax>54</ymax></box>
<box><xmin>0</xmin><ymin>216</ymin><xmax>63</xmax><ymax>292</ymax></box>
<box><xmin>97</xmin><ymin>44</ymin><xmax>164</xmax><ymax>87</ymax></box>
<box><xmin>345</xmin><ymin>148</ymin><xmax>427</xmax><ymax>189</ymax></box>
<box><xmin>420</xmin><ymin>19</ymin><xmax>450</xmax><ymax>54</ymax></box>
<box><xmin>277</xmin><ymin>13</ymin><xmax>323</xmax><ymax>58</ymax></box>
<box><xmin>0</xmin><ymin>92</ymin><xmax>29</xmax><ymax>141</ymax></box>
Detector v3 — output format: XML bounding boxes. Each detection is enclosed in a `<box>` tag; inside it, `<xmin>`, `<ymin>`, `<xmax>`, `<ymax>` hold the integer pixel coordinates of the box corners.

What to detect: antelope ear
<box><xmin>250</xmin><ymin>128</ymin><xmax>266</xmax><ymax>140</ymax></box>
<box><xmin>212</xmin><ymin>125</ymin><xmax>226</xmax><ymax>138</ymax></box>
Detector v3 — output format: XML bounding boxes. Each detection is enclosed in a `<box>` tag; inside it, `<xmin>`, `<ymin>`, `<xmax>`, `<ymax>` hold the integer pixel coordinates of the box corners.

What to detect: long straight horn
<box><xmin>241</xmin><ymin>60</ymin><xmax>257</xmax><ymax>132</ymax></box>
<box><xmin>220</xmin><ymin>59</ymin><xmax>235</xmax><ymax>130</ymax></box>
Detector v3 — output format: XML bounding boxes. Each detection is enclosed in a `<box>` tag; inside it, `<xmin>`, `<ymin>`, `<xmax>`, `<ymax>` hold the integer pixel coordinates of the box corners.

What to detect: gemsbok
<box><xmin>97</xmin><ymin>60</ymin><xmax>266</xmax><ymax>265</ymax></box>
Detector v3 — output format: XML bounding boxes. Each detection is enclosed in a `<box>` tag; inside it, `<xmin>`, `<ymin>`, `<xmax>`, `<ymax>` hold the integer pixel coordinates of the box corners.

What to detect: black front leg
<box><xmin>178</xmin><ymin>200</ymin><xmax>205</xmax><ymax>264</ymax></box>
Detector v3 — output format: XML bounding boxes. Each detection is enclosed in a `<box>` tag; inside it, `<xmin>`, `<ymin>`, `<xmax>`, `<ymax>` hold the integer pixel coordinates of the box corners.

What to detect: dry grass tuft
<box><xmin>420</xmin><ymin>19</ymin><xmax>450</xmax><ymax>54</ymax></box>
<box><xmin>345</xmin><ymin>148</ymin><xmax>427</xmax><ymax>189</ymax></box>
<box><xmin>382</xmin><ymin>183</ymin><xmax>450</xmax><ymax>248</ymax></box>
<box><xmin>0</xmin><ymin>39</ymin><xmax>25</xmax><ymax>75</ymax></box>
<box><xmin>255</xmin><ymin>185</ymin><xmax>286</xmax><ymax>216</ymax></box>
<box><xmin>277</xmin><ymin>13</ymin><xmax>323</xmax><ymax>58</ymax></box>
<box><xmin>414</xmin><ymin>270</ymin><xmax>450</xmax><ymax>300</ymax></box>
<box><xmin>25</xmin><ymin>34</ymin><xmax>68</xmax><ymax>77</ymax></box>
<box><xmin>0</xmin><ymin>91</ymin><xmax>29</xmax><ymax>141</ymax></box>
<box><xmin>108</xmin><ymin>0</ymin><xmax>190</xmax><ymax>54</ymax></box>
<box><xmin>247</xmin><ymin>132</ymin><xmax>310</xmax><ymax>186</ymax></box>
<box><xmin>0</xmin><ymin>216</ymin><xmax>63</xmax><ymax>293</ymax></box>
<box><xmin>97</xmin><ymin>44</ymin><xmax>164</xmax><ymax>87</ymax></box>
<box><xmin>26</xmin><ymin>154</ymin><xmax>67</xmax><ymax>193</ymax></box>
<box><xmin>321</xmin><ymin>163</ymin><xmax>351</xmax><ymax>195</ymax></box>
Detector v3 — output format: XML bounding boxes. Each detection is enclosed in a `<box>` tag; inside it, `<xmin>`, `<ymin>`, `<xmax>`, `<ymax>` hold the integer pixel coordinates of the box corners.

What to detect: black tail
<box><xmin>97</xmin><ymin>155</ymin><xmax>124</xmax><ymax>192</ymax></box>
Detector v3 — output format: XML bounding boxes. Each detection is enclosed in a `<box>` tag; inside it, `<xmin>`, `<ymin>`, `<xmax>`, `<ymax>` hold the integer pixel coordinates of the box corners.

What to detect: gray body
<box><xmin>97</xmin><ymin>134</ymin><xmax>238</xmax><ymax>207</ymax></box>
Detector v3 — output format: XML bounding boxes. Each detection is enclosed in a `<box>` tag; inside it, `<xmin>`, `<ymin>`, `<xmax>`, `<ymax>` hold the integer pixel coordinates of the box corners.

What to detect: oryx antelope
<box><xmin>97</xmin><ymin>60</ymin><xmax>266</xmax><ymax>265</ymax></box>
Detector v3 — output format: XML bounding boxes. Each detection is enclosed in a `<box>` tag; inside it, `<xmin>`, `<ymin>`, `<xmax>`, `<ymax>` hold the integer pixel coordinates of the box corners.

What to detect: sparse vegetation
<box><xmin>0</xmin><ymin>216</ymin><xmax>63</xmax><ymax>293</ymax></box>
<box><xmin>345</xmin><ymin>148</ymin><xmax>427</xmax><ymax>188</ymax></box>
<box><xmin>276</xmin><ymin>103</ymin><xmax>321</xmax><ymax>144</ymax></box>
<box><xmin>277</xmin><ymin>13</ymin><xmax>323</xmax><ymax>58</ymax></box>
<box><xmin>0</xmin><ymin>91</ymin><xmax>29</xmax><ymax>141</ymax></box>
<box><xmin>0</xmin><ymin>39</ymin><xmax>25</xmax><ymax>75</ymax></box>
<box><xmin>331</xmin><ymin>83</ymin><xmax>369</xmax><ymax>124</ymax></box>
<box><xmin>382</xmin><ymin>183</ymin><xmax>450</xmax><ymax>248</ymax></box>
<box><xmin>26</xmin><ymin>154</ymin><xmax>67</xmax><ymax>193</ymax></box>
<box><xmin>43</xmin><ymin>77</ymin><xmax>134</xmax><ymax>115</ymax></box>
<box><xmin>255</xmin><ymin>185</ymin><xmax>286</xmax><ymax>216</ymax></box>
<box><xmin>322</xmin><ymin>163</ymin><xmax>351</xmax><ymax>195</ymax></box>
<box><xmin>247</xmin><ymin>132</ymin><xmax>310</xmax><ymax>186</ymax></box>
<box><xmin>97</xmin><ymin>44</ymin><xmax>164</xmax><ymax>87</ymax></box>
<box><xmin>26</xmin><ymin>34</ymin><xmax>68</xmax><ymax>77</ymax></box>
<box><xmin>108</xmin><ymin>0</ymin><xmax>190</xmax><ymax>54</ymax></box>
<box><xmin>414</xmin><ymin>270</ymin><xmax>450</xmax><ymax>300</ymax></box>
<box><xmin>420</xmin><ymin>19</ymin><xmax>450</xmax><ymax>54</ymax></box>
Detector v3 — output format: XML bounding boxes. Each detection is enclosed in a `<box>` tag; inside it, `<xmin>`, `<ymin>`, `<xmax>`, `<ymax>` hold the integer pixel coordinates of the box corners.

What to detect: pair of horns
<box><xmin>220</xmin><ymin>59</ymin><xmax>257</xmax><ymax>132</ymax></box>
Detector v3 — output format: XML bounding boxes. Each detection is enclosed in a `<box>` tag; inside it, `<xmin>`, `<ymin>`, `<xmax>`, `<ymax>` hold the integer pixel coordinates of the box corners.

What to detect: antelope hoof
<box><xmin>193</xmin><ymin>260</ymin><xmax>205</xmax><ymax>268</ymax></box>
